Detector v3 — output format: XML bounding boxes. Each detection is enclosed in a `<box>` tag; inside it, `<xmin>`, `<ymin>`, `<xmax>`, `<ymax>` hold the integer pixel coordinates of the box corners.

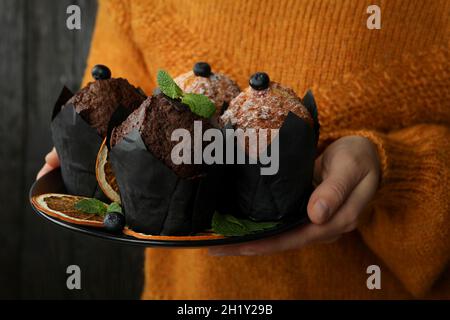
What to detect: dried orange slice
<box><xmin>123</xmin><ymin>227</ymin><xmax>225</xmax><ymax>241</ymax></box>
<box><xmin>96</xmin><ymin>139</ymin><xmax>121</xmax><ymax>203</ymax></box>
<box><xmin>31</xmin><ymin>193</ymin><xmax>104</xmax><ymax>227</ymax></box>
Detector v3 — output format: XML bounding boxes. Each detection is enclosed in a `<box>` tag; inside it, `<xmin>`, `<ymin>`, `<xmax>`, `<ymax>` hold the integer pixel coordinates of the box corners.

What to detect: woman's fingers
<box><xmin>330</xmin><ymin>172</ymin><xmax>379</xmax><ymax>233</ymax></box>
<box><xmin>209</xmin><ymin>224</ymin><xmax>316</xmax><ymax>256</ymax></box>
<box><xmin>307</xmin><ymin>155</ymin><xmax>362</xmax><ymax>225</ymax></box>
<box><xmin>209</xmin><ymin>209</ymin><xmax>351</xmax><ymax>256</ymax></box>
<box><xmin>318</xmin><ymin>234</ymin><xmax>342</xmax><ymax>244</ymax></box>
<box><xmin>36</xmin><ymin>148</ymin><xmax>60</xmax><ymax>180</ymax></box>
<box><xmin>208</xmin><ymin>171</ymin><xmax>379</xmax><ymax>256</ymax></box>
<box><xmin>209</xmin><ymin>220</ymin><xmax>342</xmax><ymax>256</ymax></box>
<box><xmin>36</xmin><ymin>163</ymin><xmax>55</xmax><ymax>180</ymax></box>
<box><xmin>208</xmin><ymin>136</ymin><xmax>382</xmax><ymax>257</ymax></box>
<box><xmin>312</xmin><ymin>155</ymin><xmax>323</xmax><ymax>187</ymax></box>
<box><xmin>45</xmin><ymin>147</ymin><xmax>60</xmax><ymax>168</ymax></box>
<box><xmin>209</xmin><ymin>184</ymin><xmax>368</xmax><ymax>256</ymax></box>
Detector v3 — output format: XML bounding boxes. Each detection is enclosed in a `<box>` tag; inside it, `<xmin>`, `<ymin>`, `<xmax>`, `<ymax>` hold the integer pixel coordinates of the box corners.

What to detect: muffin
<box><xmin>108</xmin><ymin>70</ymin><xmax>219</xmax><ymax>235</ymax></box>
<box><xmin>221</xmin><ymin>72</ymin><xmax>313</xmax><ymax>132</ymax></box>
<box><xmin>50</xmin><ymin>64</ymin><xmax>144</xmax><ymax>198</ymax></box>
<box><xmin>218</xmin><ymin>72</ymin><xmax>319</xmax><ymax>221</ymax></box>
<box><xmin>111</xmin><ymin>92</ymin><xmax>212</xmax><ymax>178</ymax></box>
<box><xmin>175</xmin><ymin>62</ymin><xmax>240</xmax><ymax>124</ymax></box>
<box><xmin>67</xmin><ymin>65</ymin><xmax>145</xmax><ymax>137</ymax></box>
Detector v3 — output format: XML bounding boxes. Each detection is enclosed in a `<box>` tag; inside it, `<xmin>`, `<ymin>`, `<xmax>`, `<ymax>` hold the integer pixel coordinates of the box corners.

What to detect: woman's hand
<box><xmin>36</xmin><ymin>147</ymin><xmax>60</xmax><ymax>180</ymax></box>
<box><xmin>209</xmin><ymin>136</ymin><xmax>381</xmax><ymax>256</ymax></box>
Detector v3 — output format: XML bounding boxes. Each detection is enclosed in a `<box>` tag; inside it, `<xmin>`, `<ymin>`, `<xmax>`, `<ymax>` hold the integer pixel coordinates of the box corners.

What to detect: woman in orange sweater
<box><xmin>38</xmin><ymin>0</ymin><xmax>449</xmax><ymax>299</ymax></box>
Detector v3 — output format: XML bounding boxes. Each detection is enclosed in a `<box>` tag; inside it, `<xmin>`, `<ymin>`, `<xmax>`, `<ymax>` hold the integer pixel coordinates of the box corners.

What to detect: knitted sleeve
<box><xmin>316</xmin><ymin>44</ymin><xmax>450</xmax><ymax>297</ymax></box>
<box><xmin>81</xmin><ymin>0</ymin><xmax>153</xmax><ymax>93</ymax></box>
<box><xmin>322</xmin><ymin>126</ymin><xmax>450</xmax><ymax>297</ymax></box>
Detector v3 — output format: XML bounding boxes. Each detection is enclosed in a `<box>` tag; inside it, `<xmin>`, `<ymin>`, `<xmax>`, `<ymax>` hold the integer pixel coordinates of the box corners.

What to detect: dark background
<box><xmin>0</xmin><ymin>0</ymin><xmax>144</xmax><ymax>299</ymax></box>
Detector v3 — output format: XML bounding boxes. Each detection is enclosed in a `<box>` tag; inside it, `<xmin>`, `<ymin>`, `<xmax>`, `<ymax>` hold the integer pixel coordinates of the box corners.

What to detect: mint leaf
<box><xmin>181</xmin><ymin>93</ymin><xmax>216</xmax><ymax>118</ymax></box>
<box><xmin>75</xmin><ymin>198</ymin><xmax>107</xmax><ymax>216</ymax></box>
<box><xmin>107</xmin><ymin>202</ymin><xmax>122</xmax><ymax>214</ymax></box>
<box><xmin>155</xmin><ymin>70</ymin><xmax>216</xmax><ymax>118</ymax></box>
<box><xmin>224</xmin><ymin>214</ymin><xmax>246</xmax><ymax>228</ymax></box>
<box><xmin>157</xmin><ymin>70</ymin><xmax>183</xmax><ymax>99</ymax></box>
<box><xmin>240</xmin><ymin>219</ymin><xmax>279</xmax><ymax>233</ymax></box>
<box><xmin>212</xmin><ymin>212</ymin><xmax>280</xmax><ymax>237</ymax></box>
<box><xmin>212</xmin><ymin>212</ymin><xmax>247</xmax><ymax>236</ymax></box>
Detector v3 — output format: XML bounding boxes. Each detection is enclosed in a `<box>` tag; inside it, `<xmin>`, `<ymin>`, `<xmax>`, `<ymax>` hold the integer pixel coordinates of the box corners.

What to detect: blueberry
<box><xmin>103</xmin><ymin>212</ymin><xmax>125</xmax><ymax>234</ymax></box>
<box><xmin>91</xmin><ymin>64</ymin><xmax>111</xmax><ymax>80</ymax></box>
<box><xmin>249</xmin><ymin>72</ymin><xmax>270</xmax><ymax>91</ymax></box>
<box><xmin>193</xmin><ymin>62</ymin><xmax>212</xmax><ymax>78</ymax></box>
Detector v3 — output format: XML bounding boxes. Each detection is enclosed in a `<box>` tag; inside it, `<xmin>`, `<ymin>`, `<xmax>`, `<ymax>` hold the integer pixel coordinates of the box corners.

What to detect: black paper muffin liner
<box><xmin>218</xmin><ymin>90</ymin><xmax>320</xmax><ymax>222</ymax></box>
<box><xmin>50</xmin><ymin>87</ymin><xmax>106</xmax><ymax>200</ymax></box>
<box><xmin>109</xmin><ymin>129</ymin><xmax>220</xmax><ymax>236</ymax></box>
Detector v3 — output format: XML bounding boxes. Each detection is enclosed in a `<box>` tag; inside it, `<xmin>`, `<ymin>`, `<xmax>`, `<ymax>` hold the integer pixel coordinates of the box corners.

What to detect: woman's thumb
<box><xmin>307</xmin><ymin>161</ymin><xmax>361</xmax><ymax>224</ymax></box>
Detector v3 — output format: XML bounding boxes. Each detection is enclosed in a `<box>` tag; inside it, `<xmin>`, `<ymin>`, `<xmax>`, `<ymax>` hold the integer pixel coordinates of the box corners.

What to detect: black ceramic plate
<box><xmin>29</xmin><ymin>169</ymin><xmax>310</xmax><ymax>247</ymax></box>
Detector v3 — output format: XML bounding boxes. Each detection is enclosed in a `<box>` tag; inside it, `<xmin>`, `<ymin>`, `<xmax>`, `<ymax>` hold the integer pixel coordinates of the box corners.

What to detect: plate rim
<box><xmin>29</xmin><ymin>169</ymin><xmax>310</xmax><ymax>248</ymax></box>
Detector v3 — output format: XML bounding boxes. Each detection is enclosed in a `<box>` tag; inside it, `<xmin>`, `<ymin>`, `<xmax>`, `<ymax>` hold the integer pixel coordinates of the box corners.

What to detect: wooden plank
<box><xmin>0</xmin><ymin>0</ymin><xmax>26</xmax><ymax>299</ymax></box>
<box><xmin>19</xmin><ymin>0</ymin><xmax>144</xmax><ymax>299</ymax></box>
<box><xmin>19</xmin><ymin>0</ymin><xmax>83</xmax><ymax>299</ymax></box>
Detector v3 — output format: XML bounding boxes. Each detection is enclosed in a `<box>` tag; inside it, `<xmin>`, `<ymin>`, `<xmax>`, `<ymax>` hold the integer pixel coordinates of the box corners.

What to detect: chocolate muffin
<box><xmin>111</xmin><ymin>93</ymin><xmax>212</xmax><ymax>178</ymax></box>
<box><xmin>108</xmin><ymin>70</ymin><xmax>220</xmax><ymax>235</ymax></box>
<box><xmin>175</xmin><ymin>62</ymin><xmax>240</xmax><ymax>119</ymax></box>
<box><xmin>67</xmin><ymin>65</ymin><xmax>145</xmax><ymax>137</ymax></box>
<box><xmin>50</xmin><ymin>65</ymin><xmax>145</xmax><ymax>198</ymax></box>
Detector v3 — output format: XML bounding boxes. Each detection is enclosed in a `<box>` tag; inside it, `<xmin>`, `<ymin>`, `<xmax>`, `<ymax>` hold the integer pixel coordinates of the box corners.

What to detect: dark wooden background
<box><xmin>0</xmin><ymin>0</ymin><xmax>144</xmax><ymax>299</ymax></box>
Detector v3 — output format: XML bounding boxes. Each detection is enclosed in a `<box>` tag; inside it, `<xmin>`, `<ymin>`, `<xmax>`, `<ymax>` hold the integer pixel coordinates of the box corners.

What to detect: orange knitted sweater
<box><xmin>82</xmin><ymin>0</ymin><xmax>450</xmax><ymax>299</ymax></box>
